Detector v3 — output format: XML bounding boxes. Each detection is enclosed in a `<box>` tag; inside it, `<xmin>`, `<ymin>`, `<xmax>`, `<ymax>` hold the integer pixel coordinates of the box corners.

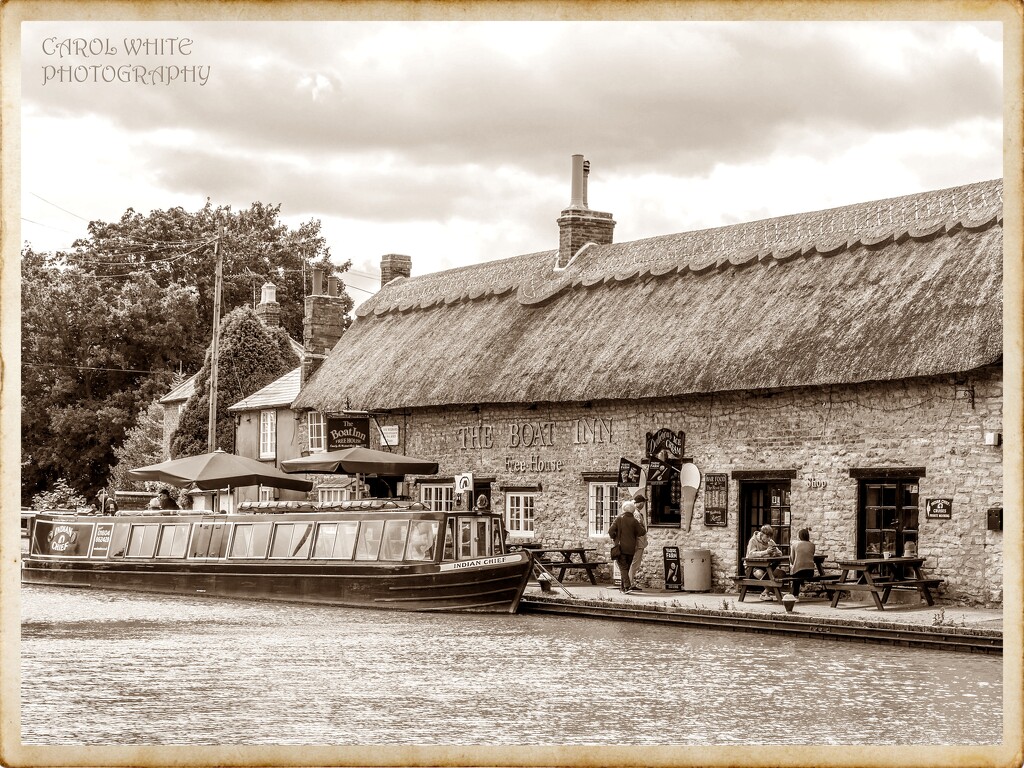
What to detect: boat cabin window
<box><xmin>189</xmin><ymin>522</ymin><xmax>230</xmax><ymax>559</ymax></box>
<box><xmin>458</xmin><ymin>517</ymin><xmax>492</xmax><ymax>559</ymax></box>
<box><xmin>270</xmin><ymin>523</ymin><xmax>314</xmax><ymax>559</ymax></box>
<box><xmin>491</xmin><ymin>518</ymin><xmax>505</xmax><ymax>554</ymax></box>
<box><xmin>126</xmin><ymin>524</ymin><xmax>160</xmax><ymax>558</ymax></box>
<box><xmin>405</xmin><ymin>520</ymin><xmax>438</xmax><ymax>561</ymax></box>
<box><xmin>155</xmin><ymin>524</ymin><xmax>190</xmax><ymax>558</ymax></box>
<box><xmin>312</xmin><ymin>521</ymin><xmax>359</xmax><ymax>559</ymax></box>
<box><xmin>108</xmin><ymin>523</ymin><xmax>131</xmax><ymax>558</ymax></box>
<box><xmin>229</xmin><ymin>523</ymin><xmax>272</xmax><ymax>558</ymax></box>
<box><xmin>442</xmin><ymin>519</ymin><xmax>456</xmax><ymax>561</ymax></box>
<box><xmin>380</xmin><ymin>520</ymin><xmax>410</xmax><ymax>561</ymax></box>
<box><xmin>355</xmin><ymin>520</ymin><xmax>383</xmax><ymax>560</ymax></box>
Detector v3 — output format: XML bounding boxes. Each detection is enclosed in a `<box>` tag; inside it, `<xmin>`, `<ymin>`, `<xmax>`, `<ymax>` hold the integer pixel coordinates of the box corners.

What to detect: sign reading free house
<box><xmin>327</xmin><ymin>417</ymin><xmax>370</xmax><ymax>450</ymax></box>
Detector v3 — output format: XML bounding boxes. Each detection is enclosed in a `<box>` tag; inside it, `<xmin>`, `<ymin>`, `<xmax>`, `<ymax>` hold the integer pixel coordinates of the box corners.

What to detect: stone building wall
<box><xmin>362</xmin><ymin>364</ymin><xmax>1002</xmax><ymax>606</ymax></box>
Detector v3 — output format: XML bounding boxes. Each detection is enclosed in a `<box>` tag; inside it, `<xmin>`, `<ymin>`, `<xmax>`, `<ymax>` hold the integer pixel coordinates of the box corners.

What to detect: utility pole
<box><xmin>207</xmin><ymin>223</ymin><xmax>224</xmax><ymax>453</ymax></box>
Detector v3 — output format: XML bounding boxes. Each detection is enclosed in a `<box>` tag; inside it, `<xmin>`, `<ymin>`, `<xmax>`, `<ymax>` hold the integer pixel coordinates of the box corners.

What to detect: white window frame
<box><xmin>505</xmin><ymin>493</ymin><xmax>536</xmax><ymax>538</ymax></box>
<box><xmin>588</xmin><ymin>482</ymin><xmax>620</xmax><ymax>538</ymax></box>
<box><xmin>259</xmin><ymin>409</ymin><xmax>277</xmax><ymax>459</ymax></box>
<box><xmin>307</xmin><ymin>411</ymin><xmax>326</xmax><ymax>453</ymax></box>
<box><xmin>258</xmin><ymin>487</ymin><xmax>274</xmax><ymax>502</ymax></box>
<box><xmin>420</xmin><ymin>483</ymin><xmax>455</xmax><ymax>511</ymax></box>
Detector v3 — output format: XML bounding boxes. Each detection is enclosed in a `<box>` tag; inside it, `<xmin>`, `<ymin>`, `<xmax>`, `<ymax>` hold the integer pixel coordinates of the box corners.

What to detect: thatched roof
<box><xmin>294</xmin><ymin>179</ymin><xmax>1002</xmax><ymax>412</ymax></box>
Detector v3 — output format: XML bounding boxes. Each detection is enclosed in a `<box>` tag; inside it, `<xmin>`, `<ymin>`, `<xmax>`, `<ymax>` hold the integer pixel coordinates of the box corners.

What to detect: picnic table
<box><xmin>734</xmin><ymin>554</ymin><xmax>839</xmax><ymax>601</ymax></box>
<box><xmin>824</xmin><ymin>556</ymin><xmax>943</xmax><ymax>611</ymax></box>
<box><xmin>520</xmin><ymin>545</ymin><xmax>608</xmax><ymax>585</ymax></box>
<box><xmin>733</xmin><ymin>554</ymin><xmax>788</xmax><ymax>601</ymax></box>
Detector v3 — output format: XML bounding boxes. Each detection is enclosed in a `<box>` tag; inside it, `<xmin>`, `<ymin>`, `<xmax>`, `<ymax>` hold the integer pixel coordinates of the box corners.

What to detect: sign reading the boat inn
<box><xmin>926</xmin><ymin>498</ymin><xmax>953</xmax><ymax>519</ymax></box>
<box><xmin>703</xmin><ymin>473</ymin><xmax>729</xmax><ymax>527</ymax></box>
<box><xmin>327</xmin><ymin>417</ymin><xmax>370</xmax><ymax>450</ymax></box>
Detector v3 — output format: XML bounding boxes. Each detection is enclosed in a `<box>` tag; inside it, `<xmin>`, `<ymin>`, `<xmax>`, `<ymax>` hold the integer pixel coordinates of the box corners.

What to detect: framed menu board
<box><xmin>704</xmin><ymin>473</ymin><xmax>728</xmax><ymax>527</ymax></box>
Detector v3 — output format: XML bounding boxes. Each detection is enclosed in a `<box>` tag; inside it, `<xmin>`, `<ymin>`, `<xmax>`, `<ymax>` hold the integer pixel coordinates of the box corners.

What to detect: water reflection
<box><xmin>20</xmin><ymin>585</ymin><xmax>1000</xmax><ymax>745</ymax></box>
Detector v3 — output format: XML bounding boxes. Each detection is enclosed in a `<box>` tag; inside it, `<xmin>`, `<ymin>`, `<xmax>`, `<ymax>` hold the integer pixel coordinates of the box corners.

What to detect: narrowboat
<box><xmin>21</xmin><ymin>500</ymin><xmax>533</xmax><ymax>613</ymax></box>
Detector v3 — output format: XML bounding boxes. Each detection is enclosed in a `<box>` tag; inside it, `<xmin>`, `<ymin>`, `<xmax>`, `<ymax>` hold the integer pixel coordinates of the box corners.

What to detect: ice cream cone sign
<box><xmin>680</xmin><ymin>462</ymin><xmax>701</xmax><ymax>532</ymax></box>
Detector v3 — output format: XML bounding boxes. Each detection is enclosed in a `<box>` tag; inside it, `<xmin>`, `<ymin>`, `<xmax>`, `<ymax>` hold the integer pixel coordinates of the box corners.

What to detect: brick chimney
<box><xmin>556</xmin><ymin>154</ymin><xmax>615</xmax><ymax>268</ymax></box>
<box><xmin>254</xmin><ymin>282</ymin><xmax>280</xmax><ymax>327</ymax></box>
<box><xmin>302</xmin><ymin>268</ymin><xmax>348</xmax><ymax>385</ymax></box>
<box><xmin>381</xmin><ymin>254</ymin><xmax>412</xmax><ymax>287</ymax></box>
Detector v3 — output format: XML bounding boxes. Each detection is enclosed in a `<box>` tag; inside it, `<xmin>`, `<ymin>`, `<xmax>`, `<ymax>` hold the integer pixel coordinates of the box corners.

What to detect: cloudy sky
<box><xmin>20</xmin><ymin>18</ymin><xmax>1004</xmax><ymax>302</ymax></box>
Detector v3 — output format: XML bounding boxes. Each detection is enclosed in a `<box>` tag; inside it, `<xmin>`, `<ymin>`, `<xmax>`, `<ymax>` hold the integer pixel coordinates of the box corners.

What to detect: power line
<box><xmin>22</xmin><ymin>362</ymin><xmax>175</xmax><ymax>375</ymax></box>
<box><xmin>30</xmin><ymin>192</ymin><xmax>89</xmax><ymax>221</ymax></box>
<box><xmin>21</xmin><ymin>217</ymin><xmax>79</xmax><ymax>236</ymax></box>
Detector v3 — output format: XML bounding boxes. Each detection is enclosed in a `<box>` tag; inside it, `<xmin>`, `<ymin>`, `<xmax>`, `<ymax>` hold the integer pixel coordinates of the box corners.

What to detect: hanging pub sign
<box><xmin>704</xmin><ymin>473</ymin><xmax>729</xmax><ymax>527</ymax></box>
<box><xmin>926</xmin><ymin>498</ymin><xmax>953</xmax><ymax>519</ymax></box>
<box><xmin>617</xmin><ymin>458</ymin><xmax>642</xmax><ymax>487</ymax></box>
<box><xmin>646</xmin><ymin>428</ymin><xmax>685</xmax><ymax>461</ymax></box>
<box><xmin>327</xmin><ymin>417</ymin><xmax>370</xmax><ymax>450</ymax></box>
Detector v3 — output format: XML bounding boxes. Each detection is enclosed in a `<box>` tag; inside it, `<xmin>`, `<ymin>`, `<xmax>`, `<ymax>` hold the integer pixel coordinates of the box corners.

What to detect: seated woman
<box><xmin>788</xmin><ymin>528</ymin><xmax>816</xmax><ymax>601</ymax></box>
<box><xmin>745</xmin><ymin>524</ymin><xmax>785</xmax><ymax>601</ymax></box>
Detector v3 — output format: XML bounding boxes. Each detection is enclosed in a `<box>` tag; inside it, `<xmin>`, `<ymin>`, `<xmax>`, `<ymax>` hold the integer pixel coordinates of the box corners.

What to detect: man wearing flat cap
<box><xmin>628</xmin><ymin>492</ymin><xmax>649</xmax><ymax>590</ymax></box>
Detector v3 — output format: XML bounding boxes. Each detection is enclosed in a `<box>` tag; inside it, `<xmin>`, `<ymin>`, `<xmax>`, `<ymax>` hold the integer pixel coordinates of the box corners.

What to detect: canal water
<box><xmin>19</xmin><ymin>585</ymin><xmax>1001</xmax><ymax>746</ymax></box>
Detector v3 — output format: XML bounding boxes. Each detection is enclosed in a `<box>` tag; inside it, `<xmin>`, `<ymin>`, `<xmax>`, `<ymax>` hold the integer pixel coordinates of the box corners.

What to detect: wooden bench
<box><xmin>732</xmin><ymin>575</ymin><xmax>786</xmax><ymax>602</ymax></box>
<box><xmin>543</xmin><ymin>559</ymin><xmax>608</xmax><ymax>584</ymax></box>
<box><xmin>883</xmin><ymin>578</ymin><xmax>944</xmax><ymax>606</ymax></box>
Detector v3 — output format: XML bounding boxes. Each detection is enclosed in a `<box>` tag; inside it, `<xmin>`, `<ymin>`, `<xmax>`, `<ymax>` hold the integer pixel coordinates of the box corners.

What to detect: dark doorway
<box><xmin>737</xmin><ymin>480</ymin><xmax>792</xmax><ymax>572</ymax></box>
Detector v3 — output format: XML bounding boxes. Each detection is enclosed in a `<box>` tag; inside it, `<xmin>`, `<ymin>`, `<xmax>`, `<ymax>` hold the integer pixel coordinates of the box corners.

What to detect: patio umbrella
<box><xmin>128</xmin><ymin>450</ymin><xmax>314</xmax><ymax>492</ymax></box>
<box><xmin>281</xmin><ymin>446</ymin><xmax>439</xmax><ymax>476</ymax></box>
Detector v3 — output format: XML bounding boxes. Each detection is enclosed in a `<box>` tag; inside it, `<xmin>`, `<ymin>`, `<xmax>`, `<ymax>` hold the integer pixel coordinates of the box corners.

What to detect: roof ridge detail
<box><xmin>357</xmin><ymin>179</ymin><xmax>1001</xmax><ymax>317</ymax></box>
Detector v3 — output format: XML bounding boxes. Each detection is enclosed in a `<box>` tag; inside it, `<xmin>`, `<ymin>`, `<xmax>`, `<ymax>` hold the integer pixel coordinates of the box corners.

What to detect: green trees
<box><xmin>109</xmin><ymin>399</ymin><xmax>168</xmax><ymax>492</ymax></box>
<box><xmin>170</xmin><ymin>306</ymin><xmax>299</xmax><ymax>458</ymax></box>
<box><xmin>21</xmin><ymin>201</ymin><xmax>353</xmax><ymax>504</ymax></box>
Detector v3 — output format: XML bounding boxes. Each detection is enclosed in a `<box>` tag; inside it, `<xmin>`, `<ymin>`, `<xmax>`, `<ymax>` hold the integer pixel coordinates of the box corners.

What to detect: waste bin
<box><xmin>682</xmin><ymin>548</ymin><xmax>712</xmax><ymax>592</ymax></box>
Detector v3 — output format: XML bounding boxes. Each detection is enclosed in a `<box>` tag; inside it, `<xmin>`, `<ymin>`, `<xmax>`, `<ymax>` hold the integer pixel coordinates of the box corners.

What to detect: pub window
<box><xmin>406</xmin><ymin>520</ymin><xmax>439</xmax><ymax>561</ymax></box>
<box><xmin>307</xmin><ymin>411</ymin><xmax>326</xmax><ymax>453</ymax></box>
<box><xmin>155</xmin><ymin>524</ymin><xmax>189</xmax><ymax>558</ymax></box>
<box><xmin>587</xmin><ymin>482</ymin><xmax>620</xmax><ymax>538</ymax></box>
<box><xmin>420</xmin><ymin>484</ymin><xmax>455</xmax><ymax>511</ymax></box>
<box><xmin>505</xmin><ymin>493</ymin><xmax>535</xmax><ymax>537</ymax></box>
<box><xmin>380</xmin><ymin>519</ymin><xmax>410</xmax><ymax>561</ymax></box>
<box><xmin>259</xmin><ymin>409</ymin><xmax>277</xmax><ymax>459</ymax></box>
<box><xmin>859</xmin><ymin>479</ymin><xmax>919</xmax><ymax>558</ymax></box>
<box><xmin>126</xmin><ymin>524</ymin><xmax>159</xmax><ymax>558</ymax></box>
<box><xmin>229</xmin><ymin>523</ymin><xmax>272</xmax><ymax>558</ymax></box>
<box><xmin>355</xmin><ymin>520</ymin><xmax>384</xmax><ymax>560</ymax></box>
<box><xmin>107</xmin><ymin>523</ymin><xmax>131</xmax><ymax>558</ymax></box>
<box><xmin>269</xmin><ymin>522</ymin><xmax>313</xmax><ymax>559</ymax></box>
<box><xmin>738</xmin><ymin>480</ymin><xmax>792</xmax><ymax>572</ymax></box>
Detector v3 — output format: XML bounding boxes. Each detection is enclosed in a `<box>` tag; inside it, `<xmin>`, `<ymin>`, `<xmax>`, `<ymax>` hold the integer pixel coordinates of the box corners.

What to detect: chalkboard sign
<box><xmin>704</xmin><ymin>473</ymin><xmax>728</xmax><ymax>526</ymax></box>
<box><xmin>327</xmin><ymin>417</ymin><xmax>370</xmax><ymax>450</ymax></box>
<box><xmin>926</xmin><ymin>498</ymin><xmax>953</xmax><ymax>519</ymax></box>
<box><xmin>617</xmin><ymin>458</ymin><xmax>641</xmax><ymax>487</ymax></box>
<box><xmin>663</xmin><ymin>546</ymin><xmax>682</xmax><ymax>590</ymax></box>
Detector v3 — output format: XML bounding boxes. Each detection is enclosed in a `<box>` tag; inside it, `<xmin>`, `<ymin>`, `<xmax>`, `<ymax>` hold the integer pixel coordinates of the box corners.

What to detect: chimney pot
<box><xmin>569</xmin><ymin>154</ymin><xmax>586</xmax><ymax>209</ymax></box>
<box><xmin>311</xmin><ymin>268</ymin><xmax>324</xmax><ymax>296</ymax></box>
<box><xmin>260</xmin><ymin>282</ymin><xmax>277</xmax><ymax>304</ymax></box>
<box><xmin>327</xmin><ymin>276</ymin><xmax>340</xmax><ymax>297</ymax></box>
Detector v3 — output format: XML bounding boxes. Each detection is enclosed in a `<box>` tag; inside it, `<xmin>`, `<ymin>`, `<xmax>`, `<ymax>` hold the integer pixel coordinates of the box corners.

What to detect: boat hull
<box><xmin>22</xmin><ymin>554</ymin><xmax>533</xmax><ymax>613</ymax></box>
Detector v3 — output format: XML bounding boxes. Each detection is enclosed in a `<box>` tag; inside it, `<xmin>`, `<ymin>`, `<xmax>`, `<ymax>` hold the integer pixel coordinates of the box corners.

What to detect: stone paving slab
<box><xmin>525</xmin><ymin>583</ymin><xmax>1004</xmax><ymax>630</ymax></box>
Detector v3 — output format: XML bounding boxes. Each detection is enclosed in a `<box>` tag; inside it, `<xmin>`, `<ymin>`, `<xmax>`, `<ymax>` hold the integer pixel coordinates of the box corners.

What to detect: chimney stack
<box><xmin>302</xmin><ymin>271</ymin><xmax>347</xmax><ymax>386</ymax></box>
<box><xmin>380</xmin><ymin>254</ymin><xmax>412</xmax><ymax>287</ymax></box>
<box><xmin>255</xmin><ymin>281</ymin><xmax>281</xmax><ymax>327</ymax></box>
<box><xmin>556</xmin><ymin>154</ymin><xmax>615</xmax><ymax>268</ymax></box>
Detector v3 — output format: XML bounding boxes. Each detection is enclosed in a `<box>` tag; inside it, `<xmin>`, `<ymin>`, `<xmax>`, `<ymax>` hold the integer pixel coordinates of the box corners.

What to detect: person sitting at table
<box><xmin>746</xmin><ymin>524</ymin><xmax>784</xmax><ymax>601</ymax></box>
<box><xmin>788</xmin><ymin>528</ymin><xmax>816</xmax><ymax>601</ymax></box>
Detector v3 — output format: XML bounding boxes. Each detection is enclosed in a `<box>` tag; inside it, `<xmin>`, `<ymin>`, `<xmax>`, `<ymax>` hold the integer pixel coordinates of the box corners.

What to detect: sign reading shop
<box><xmin>327</xmin><ymin>417</ymin><xmax>370</xmax><ymax>450</ymax></box>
